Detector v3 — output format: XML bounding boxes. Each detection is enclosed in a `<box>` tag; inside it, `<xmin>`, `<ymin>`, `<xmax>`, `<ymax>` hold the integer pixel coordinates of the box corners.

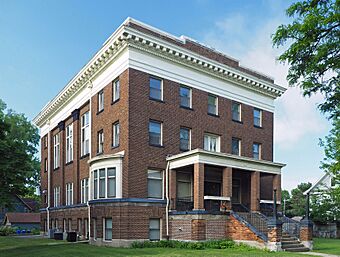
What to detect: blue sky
<box><xmin>0</xmin><ymin>0</ymin><xmax>330</xmax><ymax>191</ymax></box>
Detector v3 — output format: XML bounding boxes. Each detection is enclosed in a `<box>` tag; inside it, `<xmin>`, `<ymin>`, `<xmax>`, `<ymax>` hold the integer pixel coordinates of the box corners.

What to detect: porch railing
<box><xmin>237</xmin><ymin>212</ymin><xmax>268</xmax><ymax>235</ymax></box>
<box><xmin>174</xmin><ymin>197</ymin><xmax>193</xmax><ymax>211</ymax></box>
<box><xmin>282</xmin><ymin>216</ymin><xmax>300</xmax><ymax>238</ymax></box>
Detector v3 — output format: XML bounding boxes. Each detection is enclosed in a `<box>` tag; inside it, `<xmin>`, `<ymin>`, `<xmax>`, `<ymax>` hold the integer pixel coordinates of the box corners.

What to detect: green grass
<box><xmin>0</xmin><ymin>236</ymin><xmax>314</xmax><ymax>257</ymax></box>
<box><xmin>313</xmin><ymin>237</ymin><xmax>340</xmax><ymax>255</ymax></box>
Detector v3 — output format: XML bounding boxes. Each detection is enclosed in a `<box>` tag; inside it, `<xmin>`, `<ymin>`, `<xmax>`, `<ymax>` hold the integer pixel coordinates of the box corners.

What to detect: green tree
<box><xmin>287</xmin><ymin>183</ymin><xmax>312</xmax><ymax>217</ymax></box>
<box><xmin>0</xmin><ymin>99</ymin><xmax>40</xmax><ymax>209</ymax></box>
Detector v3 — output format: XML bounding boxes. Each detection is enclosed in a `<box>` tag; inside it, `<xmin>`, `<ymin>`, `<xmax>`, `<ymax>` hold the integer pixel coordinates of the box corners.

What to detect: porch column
<box><xmin>222</xmin><ymin>167</ymin><xmax>232</xmax><ymax>210</ymax></box>
<box><xmin>193</xmin><ymin>163</ymin><xmax>204</xmax><ymax>210</ymax></box>
<box><xmin>250</xmin><ymin>171</ymin><xmax>260</xmax><ymax>211</ymax></box>
<box><xmin>169</xmin><ymin>169</ymin><xmax>177</xmax><ymax>210</ymax></box>
<box><xmin>273</xmin><ymin>174</ymin><xmax>281</xmax><ymax>208</ymax></box>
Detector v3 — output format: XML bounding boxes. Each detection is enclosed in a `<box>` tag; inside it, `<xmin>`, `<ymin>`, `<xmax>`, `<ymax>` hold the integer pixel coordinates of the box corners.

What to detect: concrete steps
<box><xmin>281</xmin><ymin>233</ymin><xmax>309</xmax><ymax>252</ymax></box>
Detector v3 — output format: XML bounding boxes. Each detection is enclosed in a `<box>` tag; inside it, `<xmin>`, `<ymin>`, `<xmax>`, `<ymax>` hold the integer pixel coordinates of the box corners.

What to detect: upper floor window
<box><xmin>53</xmin><ymin>186</ymin><xmax>60</xmax><ymax>207</ymax></box>
<box><xmin>112</xmin><ymin>79</ymin><xmax>120</xmax><ymax>102</ymax></box>
<box><xmin>98</xmin><ymin>91</ymin><xmax>104</xmax><ymax>113</ymax></box>
<box><xmin>149</xmin><ymin>77</ymin><xmax>162</xmax><ymax>101</ymax></box>
<box><xmin>92</xmin><ymin>167</ymin><xmax>117</xmax><ymax>200</ymax></box>
<box><xmin>44</xmin><ymin>136</ymin><xmax>48</xmax><ymax>148</ymax></box>
<box><xmin>149</xmin><ymin>120</ymin><xmax>162</xmax><ymax>146</ymax></box>
<box><xmin>97</xmin><ymin>130</ymin><xmax>104</xmax><ymax>154</ymax></box>
<box><xmin>180</xmin><ymin>86</ymin><xmax>191</xmax><ymax>108</ymax></box>
<box><xmin>66</xmin><ymin>124</ymin><xmax>73</xmax><ymax>163</ymax></box>
<box><xmin>65</xmin><ymin>183</ymin><xmax>73</xmax><ymax>206</ymax></box>
<box><xmin>204</xmin><ymin>133</ymin><xmax>220</xmax><ymax>152</ymax></box>
<box><xmin>232</xmin><ymin>102</ymin><xmax>241</xmax><ymax>122</ymax></box>
<box><xmin>148</xmin><ymin>170</ymin><xmax>163</xmax><ymax>199</ymax></box>
<box><xmin>53</xmin><ymin>133</ymin><xmax>60</xmax><ymax>169</ymax></box>
<box><xmin>180</xmin><ymin>127</ymin><xmax>191</xmax><ymax>151</ymax></box>
<box><xmin>254</xmin><ymin>108</ymin><xmax>262</xmax><ymax>127</ymax></box>
<box><xmin>44</xmin><ymin>158</ymin><xmax>48</xmax><ymax>172</ymax></box>
<box><xmin>81</xmin><ymin>112</ymin><xmax>90</xmax><ymax>156</ymax></box>
<box><xmin>177</xmin><ymin>172</ymin><xmax>192</xmax><ymax>199</ymax></box>
<box><xmin>232</xmin><ymin>138</ymin><xmax>241</xmax><ymax>156</ymax></box>
<box><xmin>81</xmin><ymin>178</ymin><xmax>89</xmax><ymax>203</ymax></box>
<box><xmin>253</xmin><ymin>143</ymin><xmax>262</xmax><ymax>160</ymax></box>
<box><xmin>112</xmin><ymin>122</ymin><xmax>119</xmax><ymax>148</ymax></box>
<box><xmin>208</xmin><ymin>94</ymin><xmax>218</xmax><ymax>115</ymax></box>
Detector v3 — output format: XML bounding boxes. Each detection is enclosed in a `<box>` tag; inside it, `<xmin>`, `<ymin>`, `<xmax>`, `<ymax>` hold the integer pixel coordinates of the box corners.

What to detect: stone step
<box><xmin>282</xmin><ymin>240</ymin><xmax>300</xmax><ymax>245</ymax></box>
<box><xmin>282</xmin><ymin>243</ymin><xmax>305</xmax><ymax>249</ymax></box>
<box><xmin>282</xmin><ymin>238</ymin><xmax>298</xmax><ymax>241</ymax></box>
<box><xmin>284</xmin><ymin>247</ymin><xmax>310</xmax><ymax>252</ymax></box>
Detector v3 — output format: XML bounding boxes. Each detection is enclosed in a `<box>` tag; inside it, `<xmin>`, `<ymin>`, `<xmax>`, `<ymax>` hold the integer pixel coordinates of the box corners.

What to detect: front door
<box><xmin>231</xmin><ymin>179</ymin><xmax>241</xmax><ymax>203</ymax></box>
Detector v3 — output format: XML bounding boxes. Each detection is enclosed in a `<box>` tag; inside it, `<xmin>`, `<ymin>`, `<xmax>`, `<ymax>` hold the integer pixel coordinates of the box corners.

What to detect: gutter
<box><xmin>165</xmin><ymin>160</ymin><xmax>170</xmax><ymax>239</ymax></box>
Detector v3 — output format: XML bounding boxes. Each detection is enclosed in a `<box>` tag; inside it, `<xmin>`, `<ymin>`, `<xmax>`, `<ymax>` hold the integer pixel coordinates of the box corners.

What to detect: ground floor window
<box><xmin>68</xmin><ymin>219</ymin><xmax>72</xmax><ymax>231</ymax></box>
<box><xmin>92</xmin><ymin>218</ymin><xmax>97</xmax><ymax>240</ymax></box>
<box><xmin>149</xmin><ymin>218</ymin><xmax>160</xmax><ymax>241</ymax></box>
<box><xmin>104</xmin><ymin>218</ymin><xmax>112</xmax><ymax>241</ymax></box>
<box><xmin>63</xmin><ymin>219</ymin><xmax>67</xmax><ymax>232</ymax></box>
<box><xmin>78</xmin><ymin>219</ymin><xmax>82</xmax><ymax>236</ymax></box>
<box><xmin>84</xmin><ymin>219</ymin><xmax>88</xmax><ymax>239</ymax></box>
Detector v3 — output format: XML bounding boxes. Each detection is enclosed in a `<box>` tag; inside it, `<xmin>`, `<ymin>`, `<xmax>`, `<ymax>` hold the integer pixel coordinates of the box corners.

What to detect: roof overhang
<box><xmin>166</xmin><ymin>149</ymin><xmax>285</xmax><ymax>175</ymax></box>
<box><xmin>304</xmin><ymin>171</ymin><xmax>334</xmax><ymax>195</ymax></box>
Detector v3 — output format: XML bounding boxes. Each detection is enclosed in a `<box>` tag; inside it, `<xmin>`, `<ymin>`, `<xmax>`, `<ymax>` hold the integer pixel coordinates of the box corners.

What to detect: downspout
<box><xmin>47</xmin><ymin>121</ymin><xmax>51</xmax><ymax>235</ymax></box>
<box><xmin>165</xmin><ymin>160</ymin><xmax>170</xmax><ymax>239</ymax></box>
<box><xmin>87</xmin><ymin>81</ymin><xmax>93</xmax><ymax>241</ymax></box>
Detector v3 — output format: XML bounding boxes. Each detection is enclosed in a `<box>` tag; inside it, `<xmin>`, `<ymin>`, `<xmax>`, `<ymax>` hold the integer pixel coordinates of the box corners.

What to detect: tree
<box><xmin>286</xmin><ymin>183</ymin><xmax>312</xmax><ymax>217</ymax></box>
<box><xmin>0</xmin><ymin>99</ymin><xmax>40</xmax><ymax>209</ymax></box>
<box><xmin>272</xmin><ymin>0</ymin><xmax>340</xmax><ymax>119</ymax></box>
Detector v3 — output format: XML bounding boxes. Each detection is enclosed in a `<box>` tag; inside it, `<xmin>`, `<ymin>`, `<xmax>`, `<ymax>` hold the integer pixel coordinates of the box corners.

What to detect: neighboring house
<box><xmin>33</xmin><ymin>18</ymin><xmax>292</xmax><ymax>250</ymax></box>
<box><xmin>0</xmin><ymin>195</ymin><xmax>38</xmax><ymax>224</ymax></box>
<box><xmin>3</xmin><ymin>213</ymin><xmax>40</xmax><ymax>230</ymax></box>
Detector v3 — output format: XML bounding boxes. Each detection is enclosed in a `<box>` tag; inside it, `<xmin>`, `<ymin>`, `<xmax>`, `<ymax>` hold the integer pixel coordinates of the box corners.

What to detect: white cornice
<box><xmin>33</xmin><ymin>18</ymin><xmax>286</xmax><ymax>128</ymax></box>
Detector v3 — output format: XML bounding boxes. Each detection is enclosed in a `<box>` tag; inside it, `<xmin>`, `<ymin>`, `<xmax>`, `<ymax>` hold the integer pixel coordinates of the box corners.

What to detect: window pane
<box><xmin>114</xmin><ymin>80</ymin><xmax>120</xmax><ymax>101</ymax></box>
<box><xmin>148</xmin><ymin>179</ymin><xmax>162</xmax><ymax>198</ymax></box>
<box><xmin>107</xmin><ymin>168</ymin><xmax>116</xmax><ymax>198</ymax></box>
<box><xmin>180</xmin><ymin>87</ymin><xmax>190</xmax><ymax>107</ymax></box>
<box><xmin>149</xmin><ymin>121</ymin><xmax>161</xmax><ymax>145</ymax></box>
<box><xmin>180</xmin><ymin>128</ymin><xmax>190</xmax><ymax>150</ymax></box>
<box><xmin>149</xmin><ymin>219</ymin><xmax>160</xmax><ymax>241</ymax></box>
<box><xmin>150</xmin><ymin>78</ymin><xmax>162</xmax><ymax>100</ymax></box>
<box><xmin>254</xmin><ymin>109</ymin><xmax>261</xmax><ymax>127</ymax></box>
<box><xmin>99</xmin><ymin>169</ymin><xmax>105</xmax><ymax>198</ymax></box>
<box><xmin>253</xmin><ymin>143</ymin><xmax>260</xmax><ymax>159</ymax></box>
<box><xmin>232</xmin><ymin>138</ymin><xmax>240</xmax><ymax>155</ymax></box>
<box><xmin>208</xmin><ymin>95</ymin><xmax>217</xmax><ymax>114</ymax></box>
<box><xmin>232</xmin><ymin>103</ymin><xmax>241</xmax><ymax>121</ymax></box>
<box><xmin>177</xmin><ymin>182</ymin><xmax>191</xmax><ymax>198</ymax></box>
<box><xmin>105</xmin><ymin>218</ymin><xmax>112</xmax><ymax>240</ymax></box>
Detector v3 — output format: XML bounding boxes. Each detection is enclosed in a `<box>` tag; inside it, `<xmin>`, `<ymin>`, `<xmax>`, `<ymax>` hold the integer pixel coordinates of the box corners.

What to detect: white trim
<box><xmin>204</xmin><ymin>195</ymin><xmax>231</xmax><ymax>201</ymax></box>
<box><xmin>304</xmin><ymin>172</ymin><xmax>334</xmax><ymax>195</ymax></box>
<box><xmin>260</xmin><ymin>200</ymin><xmax>281</xmax><ymax>204</ymax></box>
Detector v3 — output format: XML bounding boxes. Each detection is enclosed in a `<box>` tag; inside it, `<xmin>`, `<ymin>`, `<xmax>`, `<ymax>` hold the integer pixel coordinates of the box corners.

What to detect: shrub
<box><xmin>0</xmin><ymin>226</ymin><xmax>16</xmax><ymax>236</ymax></box>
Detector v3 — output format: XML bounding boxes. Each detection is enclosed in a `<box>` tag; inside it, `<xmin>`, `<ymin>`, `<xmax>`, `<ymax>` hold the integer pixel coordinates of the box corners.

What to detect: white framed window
<box><xmin>99</xmin><ymin>168</ymin><xmax>105</xmax><ymax>198</ymax></box>
<box><xmin>149</xmin><ymin>219</ymin><xmax>160</xmax><ymax>241</ymax></box>
<box><xmin>63</xmin><ymin>219</ymin><xmax>67</xmax><ymax>232</ymax></box>
<box><xmin>177</xmin><ymin>172</ymin><xmax>192</xmax><ymax>199</ymax></box>
<box><xmin>149</xmin><ymin>120</ymin><xmax>162</xmax><ymax>146</ymax></box>
<box><xmin>180</xmin><ymin>127</ymin><xmax>191</xmax><ymax>151</ymax></box>
<box><xmin>84</xmin><ymin>219</ymin><xmax>89</xmax><ymax>239</ymax></box>
<box><xmin>253</xmin><ymin>143</ymin><xmax>262</xmax><ymax>160</ymax></box>
<box><xmin>107</xmin><ymin>168</ymin><xmax>116</xmax><ymax>198</ymax></box>
<box><xmin>112</xmin><ymin>122</ymin><xmax>119</xmax><ymax>148</ymax></box>
<box><xmin>149</xmin><ymin>77</ymin><xmax>163</xmax><ymax>101</ymax></box>
<box><xmin>68</xmin><ymin>219</ymin><xmax>72</xmax><ymax>231</ymax></box>
<box><xmin>232</xmin><ymin>102</ymin><xmax>241</xmax><ymax>122</ymax></box>
<box><xmin>92</xmin><ymin>218</ymin><xmax>97</xmax><ymax>240</ymax></box>
<box><xmin>53</xmin><ymin>133</ymin><xmax>60</xmax><ymax>169</ymax></box>
<box><xmin>81</xmin><ymin>112</ymin><xmax>90</xmax><ymax>156</ymax></box>
<box><xmin>104</xmin><ymin>218</ymin><xmax>112</xmax><ymax>241</ymax></box>
<box><xmin>78</xmin><ymin>219</ymin><xmax>82</xmax><ymax>235</ymax></box>
<box><xmin>97</xmin><ymin>130</ymin><xmax>104</xmax><ymax>154</ymax></box>
<box><xmin>93</xmin><ymin>170</ymin><xmax>98</xmax><ymax>199</ymax></box>
<box><xmin>44</xmin><ymin>158</ymin><xmax>48</xmax><ymax>172</ymax></box>
<box><xmin>203</xmin><ymin>133</ymin><xmax>220</xmax><ymax>152</ymax></box>
<box><xmin>53</xmin><ymin>186</ymin><xmax>60</xmax><ymax>207</ymax></box>
<box><xmin>92</xmin><ymin>167</ymin><xmax>117</xmax><ymax>199</ymax></box>
<box><xmin>112</xmin><ymin>79</ymin><xmax>120</xmax><ymax>102</ymax></box>
<box><xmin>44</xmin><ymin>136</ymin><xmax>48</xmax><ymax>148</ymax></box>
<box><xmin>98</xmin><ymin>90</ymin><xmax>104</xmax><ymax>112</ymax></box>
<box><xmin>254</xmin><ymin>108</ymin><xmax>262</xmax><ymax>127</ymax></box>
<box><xmin>147</xmin><ymin>170</ymin><xmax>163</xmax><ymax>199</ymax></box>
<box><xmin>208</xmin><ymin>94</ymin><xmax>218</xmax><ymax>115</ymax></box>
<box><xmin>66</xmin><ymin>183</ymin><xmax>73</xmax><ymax>205</ymax></box>
<box><xmin>232</xmin><ymin>138</ymin><xmax>241</xmax><ymax>156</ymax></box>
<box><xmin>66</xmin><ymin>124</ymin><xmax>73</xmax><ymax>163</ymax></box>
<box><xmin>81</xmin><ymin>178</ymin><xmax>89</xmax><ymax>203</ymax></box>
<box><xmin>179</xmin><ymin>86</ymin><xmax>192</xmax><ymax>108</ymax></box>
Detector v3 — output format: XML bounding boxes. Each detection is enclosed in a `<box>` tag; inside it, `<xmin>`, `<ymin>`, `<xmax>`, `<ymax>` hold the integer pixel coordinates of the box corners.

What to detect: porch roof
<box><xmin>166</xmin><ymin>149</ymin><xmax>285</xmax><ymax>174</ymax></box>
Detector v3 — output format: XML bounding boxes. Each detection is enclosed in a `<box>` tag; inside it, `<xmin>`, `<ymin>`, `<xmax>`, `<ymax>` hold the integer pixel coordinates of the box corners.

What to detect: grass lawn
<box><xmin>313</xmin><ymin>237</ymin><xmax>340</xmax><ymax>255</ymax></box>
<box><xmin>0</xmin><ymin>236</ymin><xmax>315</xmax><ymax>257</ymax></box>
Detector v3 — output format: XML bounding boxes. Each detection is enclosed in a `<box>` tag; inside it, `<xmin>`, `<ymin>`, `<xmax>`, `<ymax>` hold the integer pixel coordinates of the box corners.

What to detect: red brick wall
<box><xmin>226</xmin><ymin>215</ymin><xmax>264</xmax><ymax>242</ymax></box>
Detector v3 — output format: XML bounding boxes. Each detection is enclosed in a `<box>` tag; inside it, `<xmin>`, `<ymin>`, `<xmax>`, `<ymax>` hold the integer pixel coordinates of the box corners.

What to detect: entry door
<box><xmin>231</xmin><ymin>179</ymin><xmax>241</xmax><ymax>203</ymax></box>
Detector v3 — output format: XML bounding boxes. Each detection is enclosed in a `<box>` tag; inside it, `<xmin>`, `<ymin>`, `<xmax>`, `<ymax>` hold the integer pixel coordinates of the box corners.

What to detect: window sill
<box><xmin>180</xmin><ymin>106</ymin><xmax>193</xmax><ymax>111</ymax></box>
<box><xmin>111</xmin><ymin>144</ymin><xmax>120</xmax><ymax>149</ymax></box>
<box><xmin>149</xmin><ymin>143</ymin><xmax>164</xmax><ymax>148</ymax></box>
<box><xmin>232</xmin><ymin>119</ymin><xmax>243</xmax><ymax>124</ymax></box>
<box><xmin>111</xmin><ymin>99</ymin><xmax>120</xmax><ymax>105</ymax></box>
<box><xmin>96</xmin><ymin>152</ymin><xmax>103</xmax><ymax>156</ymax></box>
<box><xmin>80</xmin><ymin>153</ymin><xmax>90</xmax><ymax>159</ymax></box>
<box><xmin>254</xmin><ymin>125</ymin><xmax>263</xmax><ymax>129</ymax></box>
<box><xmin>53</xmin><ymin>167</ymin><xmax>60</xmax><ymax>171</ymax></box>
<box><xmin>96</xmin><ymin>109</ymin><xmax>104</xmax><ymax>115</ymax></box>
<box><xmin>65</xmin><ymin>161</ymin><xmax>73</xmax><ymax>166</ymax></box>
<box><xmin>208</xmin><ymin>113</ymin><xmax>219</xmax><ymax>118</ymax></box>
<box><xmin>180</xmin><ymin>148</ymin><xmax>190</xmax><ymax>152</ymax></box>
<box><xmin>149</xmin><ymin>97</ymin><xmax>165</xmax><ymax>103</ymax></box>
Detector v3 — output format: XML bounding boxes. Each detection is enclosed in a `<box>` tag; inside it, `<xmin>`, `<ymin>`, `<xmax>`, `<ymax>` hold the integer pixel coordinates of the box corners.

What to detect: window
<box><xmin>92</xmin><ymin>218</ymin><xmax>97</xmax><ymax>240</ymax></box>
<box><xmin>232</xmin><ymin>102</ymin><xmax>241</xmax><ymax>122</ymax></box>
<box><xmin>63</xmin><ymin>219</ymin><xmax>67</xmax><ymax>232</ymax></box>
<box><xmin>149</xmin><ymin>219</ymin><xmax>160</xmax><ymax>241</ymax></box>
<box><xmin>107</xmin><ymin>168</ymin><xmax>116</xmax><ymax>198</ymax></box>
<box><xmin>180</xmin><ymin>86</ymin><xmax>191</xmax><ymax>108</ymax></box>
<box><xmin>53</xmin><ymin>133</ymin><xmax>60</xmax><ymax>169</ymax></box>
<box><xmin>112</xmin><ymin>79</ymin><xmax>120</xmax><ymax>102</ymax></box>
<box><xmin>97</xmin><ymin>130</ymin><xmax>104</xmax><ymax>154</ymax></box>
<box><xmin>204</xmin><ymin>133</ymin><xmax>220</xmax><ymax>152</ymax></box>
<box><xmin>66</xmin><ymin>124</ymin><xmax>73</xmax><ymax>163</ymax></box>
<box><xmin>98</xmin><ymin>90</ymin><xmax>104</xmax><ymax>112</ymax></box>
<box><xmin>44</xmin><ymin>136</ymin><xmax>48</xmax><ymax>148</ymax></box>
<box><xmin>147</xmin><ymin>170</ymin><xmax>163</xmax><ymax>199</ymax></box>
<box><xmin>208</xmin><ymin>94</ymin><xmax>218</xmax><ymax>115</ymax></box>
<box><xmin>84</xmin><ymin>219</ymin><xmax>89</xmax><ymax>239</ymax></box>
<box><xmin>53</xmin><ymin>186</ymin><xmax>60</xmax><ymax>207</ymax></box>
<box><xmin>66</xmin><ymin>183</ymin><xmax>73</xmax><ymax>205</ymax></box>
<box><xmin>232</xmin><ymin>138</ymin><xmax>241</xmax><ymax>156</ymax></box>
<box><xmin>253</xmin><ymin>143</ymin><xmax>262</xmax><ymax>160</ymax></box>
<box><xmin>149</xmin><ymin>77</ymin><xmax>162</xmax><ymax>100</ymax></box>
<box><xmin>78</xmin><ymin>219</ymin><xmax>82</xmax><ymax>236</ymax></box>
<box><xmin>92</xmin><ymin>167</ymin><xmax>117</xmax><ymax>199</ymax></box>
<box><xmin>81</xmin><ymin>178</ymin><xmax>89</xmax><ymax>203</ymax></box>
<box><xmin>180</xmin><ymin>127</ymin><xmax>191</xmax><ymax>151</ymax></box>
<box><xmin>68</xmin><ymin>219</ymin><xmax>72</xmax><ymax>231</ymax></box>
<box><xmin>81</xmin><ymin>112</ymin><xmax>90</xmax><ymax>156</ymax></box>
<box><xmin>44</xmin><ymin>158</ymin><xmax>48</xmax><ymax>172</ymax></box>
<box><xmin>112</xmin><ymin>122</ymin><xmax>119</xmax><ymax>148</ymax></box>
<box><xmin>254</xmin><ymin>108</ymin><xmax>262</xmax><ymax>127</ymax></box>
<box><xmin>104</xmin><ymin>218</ymin><xmax>112</xmax><ymax>241</ymax></box>
<box><xmin>177</xmin><ymin>172</ymin><xmax>192</xmax><ymax>199</ymax></box>
<box><xmin>149</xmin><ymin>120</ymin><xmax>162</xmax><ymax>146</ymax></box>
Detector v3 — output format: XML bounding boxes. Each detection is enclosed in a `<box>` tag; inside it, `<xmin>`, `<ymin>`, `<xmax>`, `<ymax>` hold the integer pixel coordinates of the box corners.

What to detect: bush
<box><xmin>0</xmin><ymin>226</ymin><xmax>16</xmax><ymax>236</ymax></box>
<box><xmin>131</xmin><ymin>239</ymin><xmax>254</xmax><ymax>250</ymax></box>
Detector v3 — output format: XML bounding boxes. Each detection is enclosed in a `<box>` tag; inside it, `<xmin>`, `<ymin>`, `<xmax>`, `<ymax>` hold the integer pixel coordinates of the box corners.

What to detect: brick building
<box><xmin>34</xmin><ymin>18</ymin><xmax>309</xmax><ymax>251</ymax></box>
